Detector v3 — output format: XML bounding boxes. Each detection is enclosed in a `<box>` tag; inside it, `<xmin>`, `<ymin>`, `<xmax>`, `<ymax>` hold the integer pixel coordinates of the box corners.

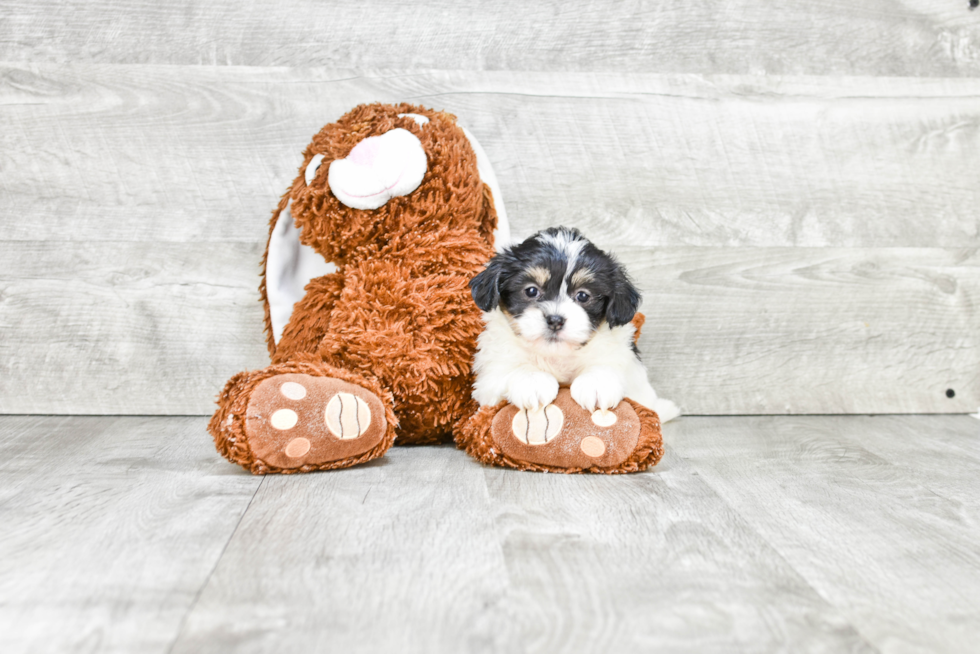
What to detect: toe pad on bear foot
<box><xmin>491</xmin><ymin>389</ymin><xmax>644</xmax><ymax>471</ymax></box>
<box><xmin>245</xmin><ymin>373</ymin><xmax>387</xmax><ymax>470</ymax></box>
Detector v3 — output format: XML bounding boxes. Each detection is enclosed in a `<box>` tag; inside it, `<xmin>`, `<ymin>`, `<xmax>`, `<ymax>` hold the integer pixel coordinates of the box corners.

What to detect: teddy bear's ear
<box><xmin>461</xmin><ymin>126</ymin><xmax>511</xmax><ymax>251</ymax></box>
<box><xmin>265</xmin><ymin>200</ymin><xmax>335</xmax><ymax>344</ymax></box>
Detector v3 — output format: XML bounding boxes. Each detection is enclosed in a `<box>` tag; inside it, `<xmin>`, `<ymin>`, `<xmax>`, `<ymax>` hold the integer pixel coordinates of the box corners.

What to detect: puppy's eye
<box><xmin>524</xmin><ymin>286</ymin><xmax>539</xmax><ymax>299</ymax></box>
<box><xmin>575</xmin><ymin>291</ymin><xmax>590</xmax><ymax>303</ymax></box>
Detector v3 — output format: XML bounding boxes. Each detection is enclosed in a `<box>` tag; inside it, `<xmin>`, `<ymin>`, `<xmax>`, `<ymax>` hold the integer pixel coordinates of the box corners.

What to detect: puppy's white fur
<box><xmin>473</xmin><ymin>308</ymin><xmax>680</xmax><ymax>422</ymax></box>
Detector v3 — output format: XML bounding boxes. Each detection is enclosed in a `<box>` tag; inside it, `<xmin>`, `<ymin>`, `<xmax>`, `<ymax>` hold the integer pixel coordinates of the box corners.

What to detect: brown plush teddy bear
<box><xmin>208</xmin><ymin>103</ymin><xmax>663</xmax><ymax>474</ymax></box>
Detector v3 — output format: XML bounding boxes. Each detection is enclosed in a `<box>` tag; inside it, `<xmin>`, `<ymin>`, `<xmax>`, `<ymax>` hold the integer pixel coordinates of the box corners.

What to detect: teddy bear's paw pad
<box><xmin>590</xmin><ymin>409</ymin><xmax>617</xmax><ymax>427</ymax></box>
<box><xmin>491</xmin><ymin>388</ymin><xmax>641</xmax><ymax>470</ymax></box>
<box><xmin>511</xmin><ymin>404</ymin><xmax>564</xmax><ymax>444</ymax></box>
<box><xmin>245</xmin><ymin>373</ymin><xmax>387</xmax><ymax>469</ymax></box>
<box><xmin>579</xmin><ymin>436</ymin><xmax>606</xmax><ymax>457</ymax></box>
<box><xmin>324</xmin><ymin>393</ymin><xmax>372</xmax><ymax>439</ymax></box>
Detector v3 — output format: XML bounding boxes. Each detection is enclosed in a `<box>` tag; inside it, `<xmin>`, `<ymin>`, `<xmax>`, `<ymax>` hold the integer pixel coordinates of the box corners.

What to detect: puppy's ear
<box><xmin>470</xmin><ymin>258</ymin><xmax>504</xmax><ymax>312</ymax></box>
<box><xmin>605</xmin><ymin>265</ymin><xmax>641</xmax><ymax>328</ymax></box>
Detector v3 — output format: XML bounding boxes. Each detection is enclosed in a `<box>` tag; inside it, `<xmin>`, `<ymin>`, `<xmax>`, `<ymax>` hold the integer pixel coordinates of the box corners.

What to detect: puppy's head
<box><xmin>470</xmin><ymin>227</ymin><xmax>640</xmax><ymax>348</ymax></box>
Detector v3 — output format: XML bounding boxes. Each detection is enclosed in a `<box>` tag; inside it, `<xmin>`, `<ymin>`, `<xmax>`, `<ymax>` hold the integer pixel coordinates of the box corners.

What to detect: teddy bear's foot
<box><xmin>210</xmin><ymin>362</ymin><xmax>397</xmax><ymax>474</ymax></box>
<box><xmin>456</xmin><ymin>388</ymin><xmax>664</xmax><ymax>474</ymax></box>
<box><xmin>243</xmin><ymin>373</ymin><xmax>391</xmax><ymax>471</ymax></box>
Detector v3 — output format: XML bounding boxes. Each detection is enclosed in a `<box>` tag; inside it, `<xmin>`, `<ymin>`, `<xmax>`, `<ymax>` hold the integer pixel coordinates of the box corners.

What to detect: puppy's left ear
<box><xmin>605</xmin><ymin>265</ymin><xmax>641</xmax><ymax>328</ymax></box>
<box><xmin>470</xmin><ymin>258</ymin><xmax>504</xmax><ymax>312</ymax></box>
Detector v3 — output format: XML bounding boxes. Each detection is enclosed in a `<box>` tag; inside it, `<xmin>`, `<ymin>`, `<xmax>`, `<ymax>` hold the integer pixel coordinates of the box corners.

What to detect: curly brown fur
<box><xmin>273</xmin><ymin>273</ymin><xmax>345</xmax><ymax>364</ymax></box>
<box><xmin>631</xmin><ymin>312</ymin><xmax>645</xmax><ymax>342</ymax></box>
<box><xmin>290</xmin><ymin>104</ymin><xmax>490</xmax><ymax>266</ymax></box>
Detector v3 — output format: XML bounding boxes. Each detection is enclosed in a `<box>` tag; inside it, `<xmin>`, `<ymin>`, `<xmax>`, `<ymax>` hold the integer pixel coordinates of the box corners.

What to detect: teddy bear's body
<box><xmin>266</xmin><ymin>104</ymin><xmax>498</xmax><ymax>443</ymax></box>
<box><xmin>210</xmin><ymin>104</ymin><xmax>500</xmax><ymax>472</ymax></box>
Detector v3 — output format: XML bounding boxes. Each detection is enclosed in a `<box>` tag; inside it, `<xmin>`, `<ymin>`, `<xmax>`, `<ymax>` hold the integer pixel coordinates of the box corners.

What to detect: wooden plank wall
<box><xmin>1</xmin><ymin>2</ymin><xmax>978</xmax><ymax>415</ymax></box>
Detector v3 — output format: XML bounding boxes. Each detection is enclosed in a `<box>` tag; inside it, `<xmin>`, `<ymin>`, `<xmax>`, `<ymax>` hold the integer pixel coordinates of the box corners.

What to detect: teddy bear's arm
<box><xmin>461</xmin><ymin>125</ymin><xmax>510</xmax><ymax>252</ymax></box>
<box><xmin>271</xmin><ymin>273</ymin><xmax>345</xmax><ymax>365</ymax></box>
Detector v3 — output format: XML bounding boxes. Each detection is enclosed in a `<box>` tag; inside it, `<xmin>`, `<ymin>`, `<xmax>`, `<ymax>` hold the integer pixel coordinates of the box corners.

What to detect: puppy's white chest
<box><xmin>529</xmin><ymin>349</ymin><xmax>585</xmax><ymax>385</ymax></box>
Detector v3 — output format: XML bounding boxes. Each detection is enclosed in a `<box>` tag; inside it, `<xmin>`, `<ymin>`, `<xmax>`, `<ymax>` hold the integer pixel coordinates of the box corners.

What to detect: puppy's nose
<box><xmin>546</xmin><ymin>314</ymin><xmax>565</xmax><ymax>331</ymax></box>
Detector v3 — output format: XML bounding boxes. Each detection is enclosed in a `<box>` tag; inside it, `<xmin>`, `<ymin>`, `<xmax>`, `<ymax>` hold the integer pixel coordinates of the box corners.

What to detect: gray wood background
<box><xmin>1</xmin><ymin>2</ymin><xmax>978</xmax><ymax>415</ymax></box>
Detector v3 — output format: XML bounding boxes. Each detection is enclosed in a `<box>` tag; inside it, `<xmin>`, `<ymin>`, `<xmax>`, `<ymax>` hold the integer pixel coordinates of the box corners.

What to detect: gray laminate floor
<box><xmin>2</xmin><ymin>414</ymin><xmax>978</xmax><ymax>653</ymax></box>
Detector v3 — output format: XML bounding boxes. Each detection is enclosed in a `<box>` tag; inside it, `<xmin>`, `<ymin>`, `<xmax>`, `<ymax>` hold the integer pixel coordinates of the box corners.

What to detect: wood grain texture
<box><xmin>621</xmin><ymin>246</ymin><xmax>980</xmax><ymax>416</ymax></box>
<box><xmin>2</xmin><ymin>64</ymin><xmax>979</xmax><ymax>248</ymax></box>
<box><xmin>0</xmin><ymin>241</ymin><xmax>270</xmax><ymax>415</ymax></box>
<box><xmin>1</xmin><ymin>1</ymin><xmax>979</xmax><ymax>76</ymax></box>
<box><xmin>170</xmin><ymin>442</ymin><xmax>874</xmax><ymax>653</ymax></box>
<box><xmin>169</xmin><ymin>445</ymin><xmax>516</xmax><ymax>654</ymax></box>
<box><xmin>2</xmin><ymin>242</ymin><xmax>975</xmax><ymax>415</ymax></box>
<box><xmin>5</xmin><ymin>415</ymin><xmax>980</xmax><ymax>652</ymax></box>
<box><xmin>0</xmin><ymin>415</ymin><xmax>261</xmax><ymax>654</ymax></box>
<box><xmin>670</xmin><ymin>415</ymin><xmax>980</xmax><ymax>653</ymax></box>
<box><xmin>479</xmin><ymin>451</ymin><xmax>875</xmax><ymax>653</ymax></box>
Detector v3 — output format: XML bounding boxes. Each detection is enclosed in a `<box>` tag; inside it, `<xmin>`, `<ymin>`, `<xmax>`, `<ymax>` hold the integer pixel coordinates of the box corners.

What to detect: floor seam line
<box><xmin>164</xmin><ymin>475</ymin><xmax>265</xmax><ymax>654</ymax></box>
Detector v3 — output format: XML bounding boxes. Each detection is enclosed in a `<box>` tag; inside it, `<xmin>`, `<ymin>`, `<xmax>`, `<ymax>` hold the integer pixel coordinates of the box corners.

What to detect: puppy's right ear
<box><xmin>470</xmin><ymin>258</ymin><xmax>503</xmax><ymax>311</ymax></box>
<box><xmin>605</xmin><ymin>264</ymin><xmax>641</xmax><ymax>328</ymax></box>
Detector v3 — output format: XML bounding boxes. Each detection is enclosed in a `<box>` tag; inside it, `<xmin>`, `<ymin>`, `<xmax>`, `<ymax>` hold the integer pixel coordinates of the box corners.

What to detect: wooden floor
<box><xmin>2</xmin><ymin>414</ymin><xmax>978</xmax><ymax>653</ymax></box>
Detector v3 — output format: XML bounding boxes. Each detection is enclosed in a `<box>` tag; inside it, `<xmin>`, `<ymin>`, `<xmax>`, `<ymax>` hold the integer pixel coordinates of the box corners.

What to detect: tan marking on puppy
<box><xmin>527</xmin><ymin>266</ymin><xmax>551</xmax><ymax>286</ymax></box>
<box><xmin>570</xmin><ymin>268</ymin><xmax>594</xmax><ymax>287</ymax></box>
<box><xmin>500</xmin><ymin>309</ymin><xmax>524</xmax><ymax>336</ymax></box>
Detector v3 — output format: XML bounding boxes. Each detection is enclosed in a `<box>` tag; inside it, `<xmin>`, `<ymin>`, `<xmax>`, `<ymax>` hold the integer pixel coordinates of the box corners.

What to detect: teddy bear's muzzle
<box><xmin>328</xmin><ymin>128</ymin><xmax>428</xmax><ymax>211</ymax></box>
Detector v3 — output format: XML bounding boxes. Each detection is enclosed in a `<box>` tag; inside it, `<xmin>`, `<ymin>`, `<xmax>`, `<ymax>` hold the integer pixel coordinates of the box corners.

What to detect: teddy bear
<box><xmin>208</xmin><ymin>103</ymin><xmax>663</xmax><ymax>475</ymax></box>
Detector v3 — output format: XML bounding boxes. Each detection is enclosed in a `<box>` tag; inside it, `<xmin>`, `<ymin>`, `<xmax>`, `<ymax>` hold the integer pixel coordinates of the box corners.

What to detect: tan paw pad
<box><xmin>280</xmin><ymin>381</ymin><xmax>307</xmax><ymax>400</ymax></box>
<box><xmin>325</xmin><ymin>392</ymin><xmax>372</xmax><ymax>439</ymax></box>
<box><xmin>511</xmin><ymin>404</ymin><xmax>564</xmax><ymax>445</ymax></box>
<box><xmin>285</xmin><ymin>437</ymin><xmax>311</xmax><ymax>458</ymax></box>
<box><xmin>580</xmin><ymin>436</ymin><xmax>606</xmax><ymax>458</ymax></box>
<box><xmin>591</xmin><ymin>409</ymin><xmax>617</xmax><ymax>427</ymax></box>
<box><xmin>270</xmin><ymin>409</ymin><xmax>298</xmax><ymax>430</ymax></box>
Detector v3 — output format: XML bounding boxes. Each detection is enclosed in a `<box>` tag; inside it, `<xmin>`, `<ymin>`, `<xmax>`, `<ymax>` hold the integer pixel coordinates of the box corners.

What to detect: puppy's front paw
<box><xmin>506</xmin><ymin>371</ymin><xmax>559</xmax><ymax>410</ymax></box>
<box><xmin>571</xmin><ymin>368</ymin><xmax>624</xmax><ymax>412</ymax></box>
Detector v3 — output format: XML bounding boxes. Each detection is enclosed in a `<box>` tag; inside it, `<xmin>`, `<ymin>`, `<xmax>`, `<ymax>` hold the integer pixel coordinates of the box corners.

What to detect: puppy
<box><xmin>469</xmin><ymin>227</ymin><xmax>680</xmax><ymax>422</ymax></box>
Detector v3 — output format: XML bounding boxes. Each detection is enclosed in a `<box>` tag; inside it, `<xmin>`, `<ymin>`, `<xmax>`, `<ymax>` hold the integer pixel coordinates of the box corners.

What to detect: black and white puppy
<box><xmin>470</xmin><ymin>227</ymin><xmax>679</xmax><ymax>421</ymax></box>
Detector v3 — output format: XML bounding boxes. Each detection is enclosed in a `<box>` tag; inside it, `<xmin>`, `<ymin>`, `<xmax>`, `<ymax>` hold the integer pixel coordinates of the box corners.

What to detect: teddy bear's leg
<box><xmin>316</xmin><ymin>264</ymin><xmax>490</xmax><ymax>445</ymax></box>
<box><xmin>455</xmin><ymin>388</ymin><xmax>664</xmax><ymax>474</ymax></box>
<box><xmin>209</xmin><ymin>359</ymin><xmax>397</xmax><ymax>474</ymax></box>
